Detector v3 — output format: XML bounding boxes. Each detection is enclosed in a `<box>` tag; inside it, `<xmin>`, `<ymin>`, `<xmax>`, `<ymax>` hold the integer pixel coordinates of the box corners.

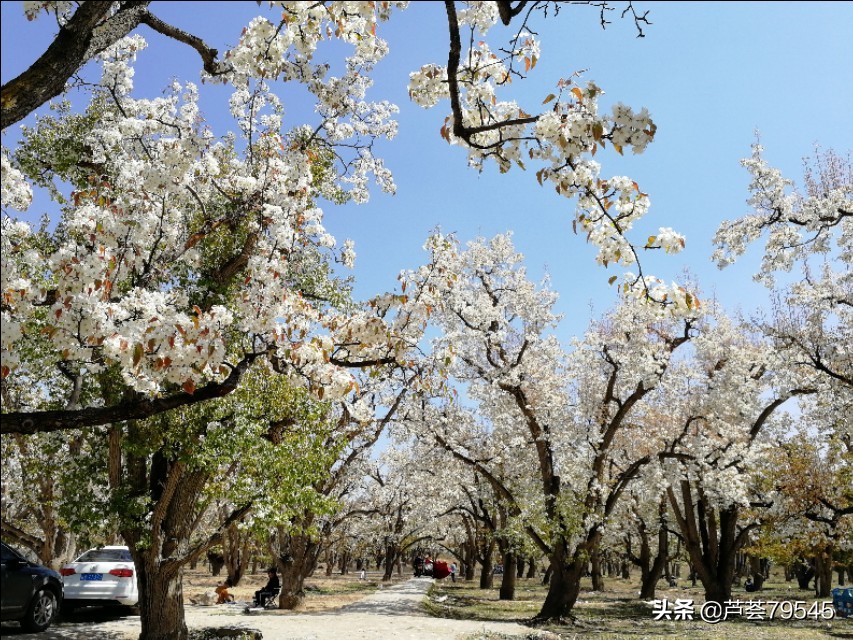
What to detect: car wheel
<box><xmin>23</xmin><ymin>589</ymin><xmax>57</xmax><ymax>632</ymax></box>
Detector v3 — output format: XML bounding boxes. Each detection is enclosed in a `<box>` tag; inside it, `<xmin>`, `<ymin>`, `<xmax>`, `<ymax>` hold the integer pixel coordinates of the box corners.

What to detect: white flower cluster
<box><xmin>609</xmin><ymin>102</ymin><xmax>655</xmax><ymax>154</ymax></box>
<box><xmin>408</xmin><ymin>64</ymin><xmax>449</xmax><ymax>108</ymax></box>
<box><xmin>1</xmin><ymin>150</ymin><xmax>33</xmax><ymax>211</ymax></box>
<box><xmin>623</xmin><ymin>274</ymin><xmax>701</xmax><ymax>317</ymax></box>
<box><xmin>648</xmin><ymin>227</ymin><xmax>686</xmax><ymax>255</ymax></box>
<box><xmin>457</xmin><ymin>1</ymin><xmax>499</xmax><ymax>31</ymax></box>
<box><xmin>227</xmin><ymin>2</ymin><xmax>406</xmax><ymax>86</ymax></box>
<box><xmin>713</xmin><ymin>144</ymin><xmax>852</xmax><ymax>287</ymax></box>
<box><xmin>1</xmin><ymin>27</ymin><xmax>409</xmax><ymax>403</ymax></box>
<box><xmin>22</xmin><ymin>0</ymin><xmax>73</xmax><ymax>23</ymax></box>
<box><xmin>405</xmin><ymin>10</ymin><xmax>685</xmax><ymax>298</ymax></box>
<box><xmin>340</xmin><ymin>239</ymin><xmax>356</xmax><ymax>269</ymax></box>
<box><xmin>1</xmin><ymin>217</ymin><xmax>37</xmax><ymax>374</ymax></box>
<box><xmin>97</xmin><ymin>34</ymin><xmax>147</xmax><ymax>97</ymax></box>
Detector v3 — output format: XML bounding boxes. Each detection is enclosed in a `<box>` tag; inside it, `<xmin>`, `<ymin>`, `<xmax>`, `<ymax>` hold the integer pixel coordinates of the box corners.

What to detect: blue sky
<box><xmin>2</xmin><ymin>2</ymin><xmax>851</xmax><ymax>342</ymax></box>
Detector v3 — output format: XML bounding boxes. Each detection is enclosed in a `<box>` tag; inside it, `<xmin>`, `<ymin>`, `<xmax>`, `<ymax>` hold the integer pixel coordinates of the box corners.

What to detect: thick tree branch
<box><xmin>138</xmin><ymin>11</ymin><xmax>230</xmax><ymax>76</ymax></box>
<box><xmin>1</xmin><ymin>2</ymin><xmax>149</xmax><ymax>130</ymax></box>
<box><xmin>1</xmin><ymin>354</ymin><xmax>259</xmax><ymax>435</ymax></box>
<box><xmin>2</xmin><ymin>1</ymin><xmax>230</xmax><ymax>130</ymax></box>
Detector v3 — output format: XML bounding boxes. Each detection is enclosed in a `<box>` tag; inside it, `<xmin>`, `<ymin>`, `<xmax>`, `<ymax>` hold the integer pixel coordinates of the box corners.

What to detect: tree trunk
<box><xmin>516</xmin><ymin>555</ymin><xmax>525</xmax><ymax>579</ymax></box>
<box><xmin>590</xmin><ymin>544</ymin><xmax>604</xmax><ymax>592</ymax></box>
<box><xmin>668</xmin><ymin>486</ymin><xmax>740</xmax><ymax>604</ymax></box>
<box><xmin>534</xmin><ymin>547</ymin><xmax>583</xmax><ymax>622</ymax></box>
<box><xmin>465</xmin><ymin>560</ymin><xmax>475</xmax><ymax>581</ymax></box>
<box><xmin>223</xmin><ymin>522</ymin><xmax>250</xmax><ymax>586</ymax></box>
<box><xmin>135</xmin><ymin>557</ymin><xmax>187</xmax><ymax>640</ymax></box>
<box><xmin>207</xmin><ymin>551</ymin><xmax>224</xmax><ymax>577</ymax></box>
<box><xmin>815</xmin><ymin>550</ymin><xmax>833</xmax><ymax>598</ymax></box>
<box><xmin>274</xmin><ymin>532</ymin><xmax>321</xmax><ymax>610</ymax></box>
<box><xmin>479</xmin><ymin>553</ymin><xmax>494</xmax><ymax>589</ymax></box>
<box><xmin>837</xmin><ymin>567</ymin><xmax>846</xmax><ymax>587</ymax></box>
<box><xmin>382</xmin><ymin>542</ymin><xmax>397</xmax><ymax>582</ymax></box>
<box><xmin>639</xmin><ymin>522</ymin><xmax>668</xmax><ymax>599</ymax></box>
<box><xmin>749</xmin><ymin>555</ymin><xmax>765</xmax><ymax>590</ymax></box>
<box><xmin>499</xmin><ymin>552</ymin><xmax>516</xmax><ymax>600</ymax></box>
<box><xmin>526</xmin><ymin>558</ymin><xmax>537</xmax><ymax>579</ymax></box>
<box><xmin>794</xmin><ymin>561</ymin><xmax>814</xmax><ymax>590</ymax></box>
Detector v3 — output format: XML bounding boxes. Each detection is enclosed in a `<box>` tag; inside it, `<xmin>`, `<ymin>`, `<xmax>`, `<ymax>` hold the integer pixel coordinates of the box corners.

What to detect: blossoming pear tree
<box><xmin>3</xmin><ymin>2</ymin><xmax>697</xmax><ymax>443</ymax></box>
<box><xmin>649</xmin><ymin>310</ymin><xmax>821</xmax><ymax>604</ymax></box>
<box><xmin>713</xmin><ymin>146</ymin><xmax>851</xmax><ymax>435</ymax></box>
<box><xmin>259</xmin><ymin>374</ymin><xmax>413</xmax><ymax>609</ymax></box>
<box><xmin>2</xmin><ymin>2</ymin><xmax>409</xmax><ymax>439</ymax></box>
<box><xmin>402</xmin><ymin>232</ymin><xmax>699</xmax><ymax>620</ymax></box>
<box><xmin>706</xmin><ymin>146</ymin><xmax>850</xmax><ymax>599</ymax></box>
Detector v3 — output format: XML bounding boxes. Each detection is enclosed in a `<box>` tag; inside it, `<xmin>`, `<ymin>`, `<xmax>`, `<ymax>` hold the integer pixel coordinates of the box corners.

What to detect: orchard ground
<box><xmin>1</xmin><ymin>567</ymin><xmax>850</xmax><ymax>639</ymax></box>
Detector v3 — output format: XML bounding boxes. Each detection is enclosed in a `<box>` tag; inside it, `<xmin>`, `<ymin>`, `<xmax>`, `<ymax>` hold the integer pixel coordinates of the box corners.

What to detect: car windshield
<box><xmin>2</xmin><ymin>542</ymin><xmax>38</xmax><ymax>564</ymax></box>
<box><xmin>76</xmin><ymin>548</ymin><xmax>133</xmax><ymax>562</ymax></box>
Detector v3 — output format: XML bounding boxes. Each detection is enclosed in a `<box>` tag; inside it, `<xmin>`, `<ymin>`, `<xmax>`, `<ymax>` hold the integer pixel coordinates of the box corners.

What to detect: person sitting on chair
<box><xmin>253</xmin><ymin>567</ymin><xmax>280</xmax><ymax>607</ymax></box>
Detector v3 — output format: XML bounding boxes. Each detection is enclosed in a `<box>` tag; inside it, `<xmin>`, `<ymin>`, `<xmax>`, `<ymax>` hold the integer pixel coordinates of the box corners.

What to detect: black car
<box><xmin>1</xmin><ymin>541</ymin><xmax>63</xmax><ymax>632</ymax></box>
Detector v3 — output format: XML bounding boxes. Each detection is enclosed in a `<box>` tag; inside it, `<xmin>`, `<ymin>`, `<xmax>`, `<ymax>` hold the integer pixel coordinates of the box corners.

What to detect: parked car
<box><xmin>60</xmin><ymin>546</ymin><xmax>138</xmax><ymax>614</ymax></box>
<box><xmin>0</xmin><ymin>541</ymin><xmax>63</xmax><ymax>632</ymax></box>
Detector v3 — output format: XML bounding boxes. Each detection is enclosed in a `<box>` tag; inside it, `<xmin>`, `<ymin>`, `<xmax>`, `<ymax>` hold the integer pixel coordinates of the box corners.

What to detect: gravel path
<box><xmin>1</xmin><ymin>578</ymin><xmax>532</xmax><ymax>640</ymax></box>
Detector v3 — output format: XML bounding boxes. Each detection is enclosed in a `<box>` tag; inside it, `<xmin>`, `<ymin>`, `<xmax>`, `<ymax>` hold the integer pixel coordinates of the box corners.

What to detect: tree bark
<box><xmin>794</xmin><ymin>561</ymin><xmax>814</xmax><ymax>590</ymax></box>
<box><xmin>382</xmin><ymin>541</ymin><xmax>398</xmax><ymax>581</ymax></box>
<box><xmin>667</xmin><ymin>485</ymin><xmax>741</xmax><ymax>604</ymax></box>
<box><xmin>499</xmin><ymin>551</ymin><xmax>516</xmax><ymax>600</ymax></box>
<box><xmin>749</xmin><ymin>555</ymin><xmax>765</xmax><ymax>590</ymax></box>
<box><xmin>479</xmin><ymin>552</ymin><xmax>494</xmax><ymax>589</ymax></box>
<box><xmin>207</xmin><ymin>551</ymin><xmax>224</xmax><ymax>577</ymax></box>
<box><xmin>222</xmin><ymin>522</ymin><xmax>250</xmax><ymax>586</ymax></box>
<box><xmin>534</xmin><ymin>547</ymin><xmax>584</xmax><ymax>622</ymax></box>
<box><xmin>815</xmin><ymin>550</ymin><xmax>833</xmax><ymax>598</ymax></box>
<box><xmin>134</xmin><ymin>557</ymin><xmax>187</xmax><ymax>640</ymax></box>
<box><xmin>590</xmin><ymin>543</ymin><xmax>604</xmax><ymax>592</ymax></box>
<box><xmin>516</xmin><ymin>555</ymin><xmax>526</xmax><ymax>579</ymax></box>
<box><xmin>273</xmin><ymin>530</ymin><xmax>322</xmax><ymax>610</ymax></box>
<box><xmin>639</xmin><ymin>521</ymin><xmax>668</xmax><ymax>599</ymax></box>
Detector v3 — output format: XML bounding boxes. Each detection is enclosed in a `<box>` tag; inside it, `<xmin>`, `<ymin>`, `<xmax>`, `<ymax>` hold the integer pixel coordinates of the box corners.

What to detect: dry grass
<box><xmin>182</xmin><ymin>567</ymin><xmax>403</xmax><ymax>611</ymax></box>
<box><xmin>426</xmin><ymin>571</ymin><xmax>852</xmax><ymax>640</ymax></box>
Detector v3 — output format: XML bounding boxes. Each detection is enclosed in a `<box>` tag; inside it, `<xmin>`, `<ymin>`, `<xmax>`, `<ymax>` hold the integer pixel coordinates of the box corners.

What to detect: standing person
<box><xmin>253</xmin><ymin>567</ymin><xmax>280</xmax><ymax>608</ymax></box>
<box><xmin>450</xmin><ymin>562</ymin><xmax>457</xmax><ymax>583</ymax></box>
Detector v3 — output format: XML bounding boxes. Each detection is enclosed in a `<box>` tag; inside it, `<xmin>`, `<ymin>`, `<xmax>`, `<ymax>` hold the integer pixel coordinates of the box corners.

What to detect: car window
<box><xmin>76</xmin><ymin>548</ymin><xmax>133</xmax><ymax>562</ymax></box>
<box><xmin>1</xmin><ymin>542</ymin><xmax>22</xmax><ymax>562</ymax></box>
<box><xmin>1</xmin><ymin>542</ymin><xmax>35</xmax><ymax>563</ymax></box>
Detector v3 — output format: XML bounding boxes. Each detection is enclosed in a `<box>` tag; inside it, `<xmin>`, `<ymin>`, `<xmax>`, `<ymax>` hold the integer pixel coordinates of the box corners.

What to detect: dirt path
<box><xmin>1</xmin><ymin>578</ymin><xmax>532</xmax><ymax>640</ymax></box>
